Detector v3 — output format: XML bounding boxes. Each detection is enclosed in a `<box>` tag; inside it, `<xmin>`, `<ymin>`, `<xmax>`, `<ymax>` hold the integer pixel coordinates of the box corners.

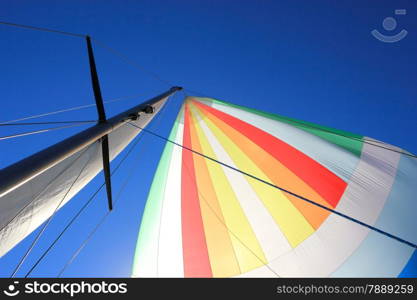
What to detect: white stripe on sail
<box><xmin>331</xmin><ymin>138</ymin><xmax>417</xmax><ymax>277</ymax></box>
<box><xmin>156</xmin><ymin>114</ymin><xmax>184</xmax><ymax>277</ymax></box>
<box><xmin>238</xmin><ymin>141</ymin><xmax>402</xmax><ymax>277</ymax></box>
<box><xmin>132</xmin><ymin>107</ymin><xmax>184</xmax><ymax>277</ymax></box>
<box><xmin>192</xmin><ymin>106</ymin><xmax>292</xmax><ymax>262</ymax></box>
<box><xmin>199</xmin><ymin>99</ymin><xmax>359</xmax><ymax>182</ymax></box>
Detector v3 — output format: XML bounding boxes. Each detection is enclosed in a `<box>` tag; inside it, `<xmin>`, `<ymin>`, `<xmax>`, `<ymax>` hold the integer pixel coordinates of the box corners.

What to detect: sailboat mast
<box><xmin>0</xmin><ymin>86</ymin><xmax>182</xmax><ymax>198</ymax></box>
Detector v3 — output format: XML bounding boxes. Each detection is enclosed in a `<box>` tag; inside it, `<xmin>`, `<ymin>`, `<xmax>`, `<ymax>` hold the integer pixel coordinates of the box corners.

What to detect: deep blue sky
<box><xmin>0</xmin><ymin>0</ymin><xmax>416</xmax><ymax>277</ymax></box>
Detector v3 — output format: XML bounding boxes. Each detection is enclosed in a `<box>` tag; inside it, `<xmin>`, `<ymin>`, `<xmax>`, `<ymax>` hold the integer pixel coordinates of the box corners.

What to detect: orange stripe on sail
<box><xmin>192</xmin><ymin>102</ymin><xmax>333</xmax><ymax>229</ymax></box>
<box><xmin>193</xmin><ymin>100</ymin><xmax>347</xmax><ymax>209</ymax></box>
<box><xmin>187</xmin><ymin>103</ymin><xmax>241</xmax><ymax>277</ymax></box>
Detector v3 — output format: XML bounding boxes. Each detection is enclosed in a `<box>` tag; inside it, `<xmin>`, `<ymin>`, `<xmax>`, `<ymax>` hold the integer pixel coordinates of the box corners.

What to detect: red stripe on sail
<box><xmin>193</xmin><ymin>101</ymin><xmax>346</xmax><ymax>208</ymax></box>
<box><xmin>181</xmin><ymin>104</ymin><xmax>212</xmax><ymax>277</ymax></box>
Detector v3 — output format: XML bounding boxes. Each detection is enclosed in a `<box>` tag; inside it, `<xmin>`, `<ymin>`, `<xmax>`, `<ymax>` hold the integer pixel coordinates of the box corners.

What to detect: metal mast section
<box><xmin>0</xmin><ymin>36</ymin><xmax>182</xmax><ymax>202</ymax></box>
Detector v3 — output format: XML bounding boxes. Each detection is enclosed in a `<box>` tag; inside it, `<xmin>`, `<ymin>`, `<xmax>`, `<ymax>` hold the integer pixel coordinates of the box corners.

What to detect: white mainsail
<box><xmin>0</xmin><ymin>97</ymin><xmax>168</xmax><ymax>258</ymax></box>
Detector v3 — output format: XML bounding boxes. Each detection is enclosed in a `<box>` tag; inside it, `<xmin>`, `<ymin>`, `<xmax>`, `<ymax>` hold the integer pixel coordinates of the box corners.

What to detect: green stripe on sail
<box><xmin>132</xmin><ymin>108</ymin><xmax>182</xmax><ymax>276</ymax></box>
<box><xmin>200</xmin><ymin>97</ymin><xmax>363</xmax><ymax>157</ymax></box>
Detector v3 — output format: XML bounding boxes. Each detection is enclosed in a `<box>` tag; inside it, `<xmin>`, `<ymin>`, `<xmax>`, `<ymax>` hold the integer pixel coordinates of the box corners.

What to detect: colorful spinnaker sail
<box><xmin>132</xmin><ymin>96</ymin><xmax>417</xmax><ymax>277</ymax></box>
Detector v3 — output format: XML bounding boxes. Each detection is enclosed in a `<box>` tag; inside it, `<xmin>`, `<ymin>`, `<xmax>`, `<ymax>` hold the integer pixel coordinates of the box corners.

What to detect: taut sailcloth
<box><xmin>0</xmin><ymin>93</ymin><xmax>174</xmax><ymax>258</ymax></box>
<box><xmin>132</xmin><ymin>97</ymin><xmax>417</xmax><ymax>278</ymax></box>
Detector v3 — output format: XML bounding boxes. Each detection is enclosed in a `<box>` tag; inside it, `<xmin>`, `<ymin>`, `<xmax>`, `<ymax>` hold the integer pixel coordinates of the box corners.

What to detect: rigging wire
<box><xmin>57</xmin><ymin>208</ymin><xmax>108</xmax><ymax>277</ymax></box>
<box><xmin>56</xmin><ymin>93</ymin><xmax>175</xmax><ymax>277</ymax></box>
<box><xmin>0</xmin><ymin>93</ymin><xmax>145</xmax><ymax>125</ymax></box>
<box><xmin>86</xmin><ymin>40</ymin><xmax>416</xmax><ymax>158</ymax></box>
<box><xmin>0</xmin><ymin>123</ymin><xmax>90</xmax><ymax>141</ymax></box>
<box><xmin>24</xmin><ymin>94</ymin><xmax>175</xmax><ymax>277</ymax></box>
<box><xmin>2</xmin><ymin>20</ymin><xmax>415</xmax><ymax>271</ymax></box>
<box><xmin>0</xmin><ymin>21</ymin><xmax>85</xmax><ymax>38</ymax></box>
<box><xmin>74</xmin><ymin>37</ymin><xmax>417</xmax><ymax>159</ymax></box>
<box><xmin>182</xmin><ymin>91</ymin><xmax>417</xmax><ymax>159</ymax></box>
<box><xmin>91</xmin><ymin>38</ymin><xmax>174</xmax><ymax>88</ymax></box>
<box><xmin>24</xmin><ymin>133</ymin><xmax>141</xmax><ymax>278</ymax></box>
<box><xmin>0</xmin><ymin>121</ymin><xmax>96</xmax><ymax>126</ymax></box>
<box><xmin>1</xmin><ymin>20</ymin><xmax>415</xmax><ymax>158</ymax></box>
<box><xmin>0</xmin><ymin>20</ymin><xmax>172</xmax><ymax>90</ymax></box>
<box><xmin>10</xmin><ymin>144</ymin><xmax>94</xmax><ymax>277</ymax></box>
<box><xmin>181</xmin><ymin>160</ymin><xmax>281</xmax><ymax>277</ymax></box>
<box><xmin>90</xmin><ymin>37</ymin><xmax>417</xmax><ymax>159</ymax></box>
<box><xmin>0</xmin><ymin>146</ymin><xmax>93</xmax><ymax>234</ymax></box>
<box><xmin>126</xmin><ymin>122</ymin><xmax>417</xmax><ymax>250</ymax></box>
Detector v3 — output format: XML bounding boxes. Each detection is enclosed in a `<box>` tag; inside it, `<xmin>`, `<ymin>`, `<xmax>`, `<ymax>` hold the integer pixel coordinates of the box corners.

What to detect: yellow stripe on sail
<box><xmin>191</xmin><ymin>103</ymin><xmax>315</xmax><ymax>248</ymax></box>
<box><xmin>186</xmin><ymin>104</ymin><xmax>241</xmax><ymax>277</ymax></box>
<box><xmin>188</xmin><ymin>105</ymin><xmax>267</xmax><ymax>273</ymax></box>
